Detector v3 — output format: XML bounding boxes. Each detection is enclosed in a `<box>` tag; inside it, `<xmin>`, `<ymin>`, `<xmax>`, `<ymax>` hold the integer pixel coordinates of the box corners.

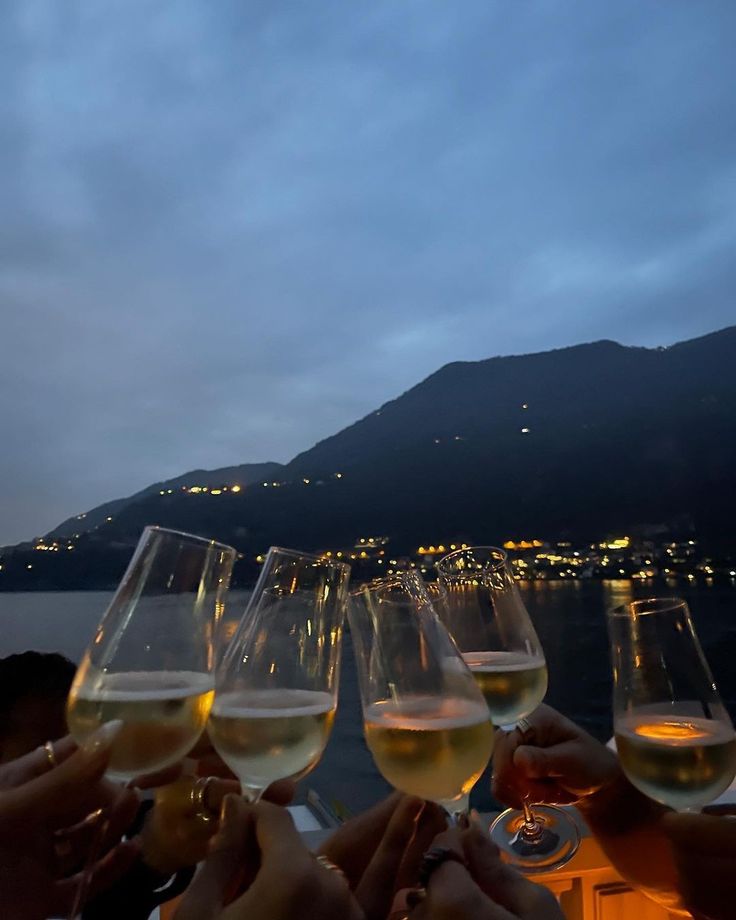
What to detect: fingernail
<box><xmin>81</xmin><ymin>719</ymin><xmax>124</xmax><ymax>755</ymax></box>
<box><xmin>469</xmin><ymin>809</ymin><xmax>483</xmax><ymax>828</ymax></box>
<box><xmin>79</xmin><ymin>808</ymin><xmax>105</xmax><ymax>829</ymax></box>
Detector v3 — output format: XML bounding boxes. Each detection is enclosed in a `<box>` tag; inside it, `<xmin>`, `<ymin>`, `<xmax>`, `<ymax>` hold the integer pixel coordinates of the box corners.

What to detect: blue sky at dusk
<box><xmin>1</xmin><ymin>0</ymin><xmax>735</xmax><ymax>543</ymax></box>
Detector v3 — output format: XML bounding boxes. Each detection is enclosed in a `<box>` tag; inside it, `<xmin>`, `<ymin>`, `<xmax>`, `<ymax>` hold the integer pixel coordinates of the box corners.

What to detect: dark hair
<box><xmin>0</xmin><ymin>651</ymin><xmax>76</xmax><ymax>735</ymax></box>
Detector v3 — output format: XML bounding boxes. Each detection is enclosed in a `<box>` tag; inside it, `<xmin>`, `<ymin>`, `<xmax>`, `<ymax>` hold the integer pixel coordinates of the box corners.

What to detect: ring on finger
<box><xmin>314</xmin><ymin>854</ymin><xmax>347</xmax><ymax>880</ymax></box>
<box><xmin>516</xmin><ymin>717</ymin><xmax>535</xmax><ymax>744</ymax></box>
<box><xmin>190</xmin><ymin>776</ymin><xmax>217</xmax><ymax>822</ymax></box>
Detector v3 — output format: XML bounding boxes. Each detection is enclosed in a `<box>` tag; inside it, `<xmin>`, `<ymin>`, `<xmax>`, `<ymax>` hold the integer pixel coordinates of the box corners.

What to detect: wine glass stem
<box><xmin>442</xmin><ymin>794</ymin><xmax>470</xmax><ymax>826</ymax></box>
<box><xmin>520</xmin><ymin>797</ymin><xmax>543</xmax><ymax>840</ymax></box>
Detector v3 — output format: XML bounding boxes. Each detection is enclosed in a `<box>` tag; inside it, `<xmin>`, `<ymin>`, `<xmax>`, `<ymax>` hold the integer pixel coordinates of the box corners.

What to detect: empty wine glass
<box><xmin>349</xmin><ymin>571</ymin><xmax>493</xmax><ymax>822</ymax></box>
<box><xmin>208</xmin><ymin>547</ymin><xmax>350</xmax><ymax>802</ymax></box>
<box><xmin>436</xmin><ymin>546</ymin><xmax>580</xmax><ymax>871</ymax></box>
<box><xmin>608</xmin><ymin>597</ymin><xmax>736</xmax><ymax>812</ymax></box>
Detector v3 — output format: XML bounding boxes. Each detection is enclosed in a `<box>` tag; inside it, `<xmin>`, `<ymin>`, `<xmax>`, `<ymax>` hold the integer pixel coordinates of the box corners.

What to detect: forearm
<box><xmin>579</xmin><ymin>774</ymin><xmax>687</xmax><ymax>915</ymax></box>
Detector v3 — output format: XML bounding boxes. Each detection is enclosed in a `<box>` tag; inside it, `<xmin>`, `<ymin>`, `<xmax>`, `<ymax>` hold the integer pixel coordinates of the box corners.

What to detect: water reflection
<box><xmin>601</xmin><ymin>579</ymin><xmax>634</xmax><ymax>608</ymax></box>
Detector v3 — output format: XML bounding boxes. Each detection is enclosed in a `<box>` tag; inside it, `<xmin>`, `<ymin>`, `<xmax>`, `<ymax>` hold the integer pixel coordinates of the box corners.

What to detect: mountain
<box><xmin>2</xmin><ymin>326</ymin><xmax>735</xmax><ymax>589</ymax></box>
<box><xmin>46</xmin><ymin>462</ymin><xmax>285</xmax><ymax>539</ymax></box>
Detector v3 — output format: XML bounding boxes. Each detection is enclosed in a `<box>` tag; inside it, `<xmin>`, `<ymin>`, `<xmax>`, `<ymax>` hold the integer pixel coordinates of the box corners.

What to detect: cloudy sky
<box><xmin>1</xmin><ymin>1</ymin><xmax>735</xmax><ymax>544</ymax></box>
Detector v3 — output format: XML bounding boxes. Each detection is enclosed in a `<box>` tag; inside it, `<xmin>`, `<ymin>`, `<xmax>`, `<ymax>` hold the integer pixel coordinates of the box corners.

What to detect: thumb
<box><xmin>513</xmin><ymin>745</ymin><xmax>554</xmax><ymax>779</ymax></box>
<box><xmin>514</xmin><ymin>741</ymin><xmax>586</xmax><ymax>783</ymax></box>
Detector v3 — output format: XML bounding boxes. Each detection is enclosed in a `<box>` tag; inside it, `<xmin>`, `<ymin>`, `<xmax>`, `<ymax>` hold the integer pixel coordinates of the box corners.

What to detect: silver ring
<box><xmin>516</xmin><ymin>717</ymin><xmax>535</xmax><ymax>743</ymax></box>
<box><xmin>315</xmin><ymin>854</ymin><xmax>347</xmax><ymax>880</ymax></box>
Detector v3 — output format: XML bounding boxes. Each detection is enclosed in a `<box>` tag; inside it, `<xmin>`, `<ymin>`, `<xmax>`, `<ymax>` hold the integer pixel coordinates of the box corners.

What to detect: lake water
<box><xmin>1</xmin><ymin>581</ymin><xmax>735</xmax><ymax>814</ymax></box>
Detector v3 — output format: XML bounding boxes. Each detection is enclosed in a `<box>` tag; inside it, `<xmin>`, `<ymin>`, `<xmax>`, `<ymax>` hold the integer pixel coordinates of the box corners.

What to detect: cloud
<box><xmin>1</xmin><ymin>0</ymin><xmax>735</xmax><ymax>542</ymax></box>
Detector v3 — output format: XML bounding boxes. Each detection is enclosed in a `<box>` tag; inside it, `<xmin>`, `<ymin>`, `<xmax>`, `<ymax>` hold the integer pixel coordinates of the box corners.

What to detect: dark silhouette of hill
<box><xmin>46</xmin><ymin>462</ymin><xmax>285</xmax><ymax>539</ymax></box>
<box><xmin>2</xmin><ymin>326</ymin><xmax>735</xmax><ymax>589</ymax></box>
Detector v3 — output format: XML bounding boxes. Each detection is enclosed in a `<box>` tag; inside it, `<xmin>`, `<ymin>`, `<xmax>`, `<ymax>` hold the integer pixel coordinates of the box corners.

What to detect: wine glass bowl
<box><xmin>67</xmin><ymin>526</ymin><xmax>236</xmax><ymax>782</ymax></box>
<box><xmin>208</xmin><ymin>547</ymin><xmax>350</xmax><ymax>801</ymax></box>
<box><xmin>608</xmin><ymin>597</ymin><xmax>736</xmax><ymax>811</ymax></box>
<box><xmin>349</xmin><ymin>571</ymin><xmax>494</xmax><ymax>819</ymax></box>
<box><xmin>435</xmin><ymin>546</ymin><xmax>548</xmax><ymax>725</ymax></box>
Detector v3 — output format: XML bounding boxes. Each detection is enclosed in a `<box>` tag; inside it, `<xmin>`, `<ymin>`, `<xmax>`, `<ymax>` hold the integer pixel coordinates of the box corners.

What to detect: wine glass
<box><xmin>436</xmin><ymin>546</ymin><xmax>580</xmax><ymax>871</ymax></box>
<box><xmin>66</xmin><ymin>525</ymin><xmax>236</xmax><ymax>916</ymax></box>
<box><xmin>208</xmin><ymin>547</ymin><xmax>350</xmax><ymax>802</ymax></box>
<box><xmin>608</xmin><ymin>597</ymin><xmax>736</xmax><ymax>812</ymax></box>
<box><xmin>67</xmin><ymin>526</ymin><xmax>236</xmax><ymax>780</ymax></box>
<box><xmin>348</xmin><ymin>571</ymin><xmax>494</xmax><ymax>822</ymax></box>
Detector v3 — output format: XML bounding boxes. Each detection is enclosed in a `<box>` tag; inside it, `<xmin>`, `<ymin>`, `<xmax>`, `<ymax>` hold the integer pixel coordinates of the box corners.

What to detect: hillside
<box><xmin>2</xmin><ymin>326</ymin><xmax>735</xmax><ymax>589</ymax></box>
<box><xmin>46</xmin><ymin>462</ymin><xmax>285</xmax><ymax>539</ymax></box>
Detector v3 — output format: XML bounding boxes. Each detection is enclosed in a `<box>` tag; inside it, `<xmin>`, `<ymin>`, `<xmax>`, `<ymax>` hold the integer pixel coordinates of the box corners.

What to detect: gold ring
<box><xmin>43</xmin><ymin>741</ymin><xmax>58</xmax><ymax>770</ymax></box>
<box><xmin>190</xmin><ymin>776</ymin><xmax>217</xmax><ymax>822</ymax></box>
<box><xmin>516</xmin><ymin>717</ymin><xmax>535</xmax><ymax>744</ymax></box>
<box><xmin>315</xmin><ymin>854</ymin><xmax>346</xmax><ymax>879</ymax></box>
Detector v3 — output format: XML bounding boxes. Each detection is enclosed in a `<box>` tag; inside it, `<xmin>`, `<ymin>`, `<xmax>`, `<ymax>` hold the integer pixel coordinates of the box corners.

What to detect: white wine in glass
<box><xmin>609</xmin><ymin>597</ymin><xmax>736</xmax><ymax>812</ymax></box>
<box><xmin>349</xmin><ymin>571</ymin><xmax>494</xmax><ymax>820</ymax></box>
<box><xmin>364</xmin><ymin>696</ymin><xmax>492</xmax><ymax>808</ymax></box>
<box><xmin>208</xmin><ymin>688</ymin><xmax>336</xmax><ymax>788</ymax></box>
<box><xmin>435</xmin><ymin>548</ymin><xmax>548</xmax><ymax>726</ymax></box>
<box><xmin>463</xmin><ymin>651</ymin><xmax>548</xmax><ymax>727</ymax></box>
<box><xmin>67</xmin><ymin>526</ymin><xmax>236</xmax><ymax>782</ymax></box>
<box><xmin>210</xmin><ymin>547</ymin><xmax>350</xmax><ymax>801</ymax></box>
<box><xmin>68</xmin><ymin>671</ymin><xmax>214</xmax><ymax>779</ymax></box>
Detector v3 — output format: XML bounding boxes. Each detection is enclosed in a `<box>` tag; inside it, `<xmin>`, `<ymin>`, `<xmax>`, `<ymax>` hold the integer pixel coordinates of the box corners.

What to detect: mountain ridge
<box><xmin>46</xmin><ymin>461</ymin><xmax>285</xmax><ymax>540</ymax></box>
<box><xmin>2</xmin><ymin>325</ymin><xmax>735</xmax><ymax>589</ymax></box>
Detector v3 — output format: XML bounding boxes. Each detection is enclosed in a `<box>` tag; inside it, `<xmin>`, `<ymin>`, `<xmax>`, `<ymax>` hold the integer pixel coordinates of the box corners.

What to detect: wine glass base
<box><xmin>489</xmin><ymin>805</ymin><xmax>581</xmax><ymax>873</ymax></box>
